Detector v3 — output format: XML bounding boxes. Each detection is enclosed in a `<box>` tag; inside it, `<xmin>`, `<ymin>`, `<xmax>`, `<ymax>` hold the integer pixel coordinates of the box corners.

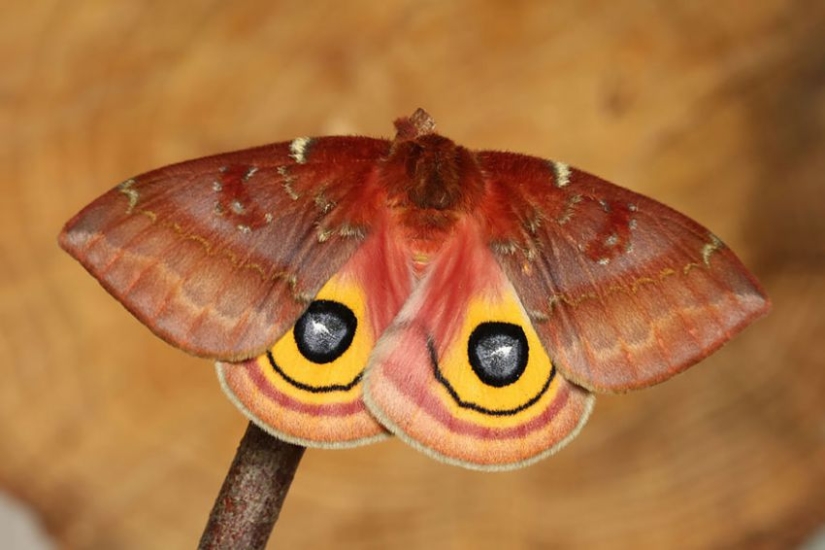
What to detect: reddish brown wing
<box><xmin>59</xmin><ymin>136</ymin><xmax>390</xmax><ymax>360</ymax></box>
<box><xmin>477</xmin><ymin>151</ymin><xmax>770</xmax><ymax>393</ymax></box>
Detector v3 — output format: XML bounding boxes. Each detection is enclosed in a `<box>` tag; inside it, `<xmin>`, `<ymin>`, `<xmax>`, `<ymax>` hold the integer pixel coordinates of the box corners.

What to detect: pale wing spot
<box><xmin>701</xmin><ymin>234</ymin><xmax>724</xmax><ymax>266</ymax></box>
<box><xmin>314</xmin><ymin>192</ymin><xmax>336</xmax><ymax>213</ymax></box>
<box><xmin>118</xmin><ymin>179</ymin><xmax>139</xmax><ymax>214</ymax></box>
<box><xmin>283</xmin><ymin>180</ymin><xmax>299</xmax><ymax>200</ymax></box>
<box><xmin>290</xmin><ymin>137</ymin><xmax>312</xmax><ymax>164</ymax></box>
<box><xmin>490</xmin><ymin>240</ymin><xmax>519</xmax><ymax>255</ymax></box>
<box><xmin>278</xmin><ymin>166</ymin><xmax>300</xmax><ymax>200</ymax></box>
<box><xmin>523</xmin><ymin>203</ymin><xmax>544</xmax><ymax>234</ymax></box>
<box><xmin>557</xmin><ymin>194</ymin><xmax>582</xmax><ymax>225</ymax></box>
<box><xmin>230</xmin><ymin>200</ymin><xmax>245</xmax><ymax>214</ymax></box>
<box><xmin>337</xmin><ymin>223</ymin><xmax>367</xmax><ymax>239</ymax></box>
<box><xmin>212</xmin><ymin>181</ymin><xmax>222</xmax><ymax>192</ymax></box>
<box><xmin>625</xmin><ymin>206</ymin><xmax>637</xmax><ymax>250</ymax></box>
<box><xmin>527</xmin><ymin>309</ymin><xmax>550</xmax><ymax>323</ymax></box>
<box><xmin>552</xmin><ymin>161</ymin><xmax>571</xmax><ymax>188</ymax></box>
<box><xmin>295</xmin><ymin>291</ymin><xmax>315</xmax><ymax>304</ymax></box>
<box><xmin>243</xmin><ymin>166</ymin><xmax>259</xmax><ymax>181</ymax></box>
<box><xmin>317</xmin><ymin>228</ymin><xmax>333</xmax><ymax>242</ymax></box>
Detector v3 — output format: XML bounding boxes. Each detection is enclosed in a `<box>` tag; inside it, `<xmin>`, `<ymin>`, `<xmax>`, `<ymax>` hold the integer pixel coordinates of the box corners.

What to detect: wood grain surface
<box><xmin>3</xmin><ymin>1</ymin><xmax>824</xmax><ymax>548</ymax></box>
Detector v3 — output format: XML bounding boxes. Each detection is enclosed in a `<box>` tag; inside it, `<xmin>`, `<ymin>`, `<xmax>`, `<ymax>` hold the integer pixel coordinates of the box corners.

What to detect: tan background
<box><xmin>3</xmin><ymin>1</ymin><xmax>825</xmax><ymax>548</ymax></box>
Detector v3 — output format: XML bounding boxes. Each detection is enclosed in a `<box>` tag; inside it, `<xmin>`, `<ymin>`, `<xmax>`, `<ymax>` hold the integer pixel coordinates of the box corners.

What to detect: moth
<box><xmin>60</xmin><ymin>109</ymin><xmax>769</xmax><ymax>470</ymax></box>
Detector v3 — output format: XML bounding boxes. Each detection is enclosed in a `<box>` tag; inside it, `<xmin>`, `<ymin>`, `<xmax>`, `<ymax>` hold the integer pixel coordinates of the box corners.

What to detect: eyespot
<box><xmin>468</xmin><ymin>322</ymin><xmax>528</xmax><ymax>387</ymax></box>
<box><xmin>293</xmin><ymin>300</ymin><xmax>357</xmax><ymax>364</ymax></box>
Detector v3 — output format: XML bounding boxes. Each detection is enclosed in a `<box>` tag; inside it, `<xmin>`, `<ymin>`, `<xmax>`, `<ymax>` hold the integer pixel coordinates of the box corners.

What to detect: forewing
<box><xmin>59</xmin><ymin>136</ymin><xmax>390</xmax><ymax>360</ymax></box>
<box><xmin>477</xmin><ymin>151</ymin><xmax>770</xmax><ymax>393</ymax></box>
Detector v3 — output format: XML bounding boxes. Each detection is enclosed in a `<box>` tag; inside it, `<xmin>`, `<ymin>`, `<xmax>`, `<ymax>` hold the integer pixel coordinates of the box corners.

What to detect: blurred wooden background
<box><xmin>3</xmin><ymin>1</ymin><xmax>825</xmax><ymax>548</ymax></box>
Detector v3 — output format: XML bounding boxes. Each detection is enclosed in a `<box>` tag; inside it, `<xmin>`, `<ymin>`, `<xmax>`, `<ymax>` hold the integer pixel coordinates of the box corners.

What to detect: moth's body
<box><xmin>60</xmin><ymin>109</ymin><xmax>769</xmax><ymax>470</ymax></box>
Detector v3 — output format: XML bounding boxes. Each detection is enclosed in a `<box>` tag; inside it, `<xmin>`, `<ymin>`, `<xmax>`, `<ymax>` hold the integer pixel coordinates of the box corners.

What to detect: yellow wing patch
<box><xmin>265</xmin><ymin>272</ymin><xmax>373</xmax><ymax>402</ymax></box>
<box><xmin>436</xmin><ymin>291</ymin><xmax>561</xmax><ymax>425</ymax></box>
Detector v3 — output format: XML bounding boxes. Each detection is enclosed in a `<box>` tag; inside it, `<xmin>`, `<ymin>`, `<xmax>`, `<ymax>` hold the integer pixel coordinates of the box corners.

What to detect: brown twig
<box><xmin>198</xmin><ymin>422</ymin><xmax>305</xmax><ymax>549</ymax></box>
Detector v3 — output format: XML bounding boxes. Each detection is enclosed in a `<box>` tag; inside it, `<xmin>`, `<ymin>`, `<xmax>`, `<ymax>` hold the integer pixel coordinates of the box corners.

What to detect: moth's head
<box><xmin>387</xmin><ymin>108</ymin><xmax>484</xmax><ymax>213</ymax></box>
<box><xmin>393</xmin><ymin>107</ymin><xmax>437</xmax><ymax>140</ymax></box>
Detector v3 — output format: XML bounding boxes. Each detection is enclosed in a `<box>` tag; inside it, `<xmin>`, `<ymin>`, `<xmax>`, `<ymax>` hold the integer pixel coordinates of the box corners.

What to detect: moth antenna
<box><xmin>393</xmin><ymin>108</ymin><xmax>436</xmax><ymax>141</ymax></box>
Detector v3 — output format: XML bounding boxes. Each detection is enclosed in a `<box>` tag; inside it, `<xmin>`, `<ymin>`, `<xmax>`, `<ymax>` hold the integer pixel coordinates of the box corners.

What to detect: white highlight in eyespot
<box><xmin>552</xmin><ymin>161</ymin><xmax>571</xmax><ymax>188</ymax></box>
<box><xmin>290</xmin><ymin>137</ymin><xmax>311</xmax><ymax>164</ymax></box>
<box><xmin>492</xmin><ymin>345</ymin><xmax>514</xmax><ymax>360</ymax></box>
<box><xmin>310</xmin><ymin>320</ymin><xmax>332</xmax><ymax>337</ymax></box>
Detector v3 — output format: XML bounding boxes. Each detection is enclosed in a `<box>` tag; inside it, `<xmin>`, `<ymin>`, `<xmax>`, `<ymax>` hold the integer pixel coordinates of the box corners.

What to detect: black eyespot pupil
<box><xmin>468</xmin><ymin>322</ymin><xmax>528</xmax><ymax>387</ymax></box>
<box><xmin>293</xmin><ymin>300</ymin><xmax>357</xmax><ymax>364</ymax></box>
